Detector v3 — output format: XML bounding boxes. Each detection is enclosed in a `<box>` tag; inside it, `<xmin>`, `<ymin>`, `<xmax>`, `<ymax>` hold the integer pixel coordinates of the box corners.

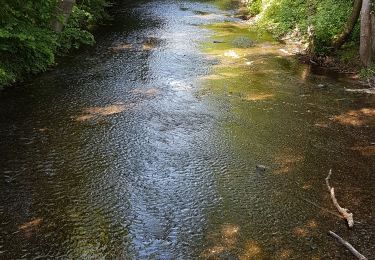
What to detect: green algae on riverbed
<box><xmin>198</xmin><ymin>17</ymin><xmax>375</xmax><ymax>259</ymax></box>
<box><xmin>199</xmin><ymin>21</ymin><xmax>296</xmax><ymax>100</ymax></box>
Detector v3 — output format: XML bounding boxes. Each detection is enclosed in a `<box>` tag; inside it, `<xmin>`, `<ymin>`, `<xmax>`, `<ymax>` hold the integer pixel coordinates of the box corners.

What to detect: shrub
<box><xmin>0</xmin><ymin>0</ymin><xmax>109</xmax><ymax>88</ymax></box>
<box><xmin>252</xmin><ymin>0</ymin><xmax>355</xmax><ymax>55</ymax></box>
<box><xmin>248</xmin><ymin>0</ymin><xmax>263</xmax><ymax>16</ymax></box>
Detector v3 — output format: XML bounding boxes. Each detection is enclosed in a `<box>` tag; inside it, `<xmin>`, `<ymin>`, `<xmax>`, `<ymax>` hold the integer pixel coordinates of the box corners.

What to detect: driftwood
<box><xmin>325</xmin><ymin>170</ymin><xmax>354</xmax><ymax>228</ymax></box>
<box><xmin>329</xmin><ymin>231</ymin><xmax>367</xmax><ymax>260</ymax></box>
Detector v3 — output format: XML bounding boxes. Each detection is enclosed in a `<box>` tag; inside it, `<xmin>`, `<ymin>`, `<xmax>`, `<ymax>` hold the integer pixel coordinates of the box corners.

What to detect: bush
<box><xmin>257</xmin><ymin>0</ymin><xmax>309</xmax><ymax>38</ymax></box>
<box><xmin>313</xmin><ymin>0</ymin><xmax>353</xmax><ymax>54</ymax></box>
<box><xmin>250</xmin><ymin>0</ymin><xmax>355</xmax><ymax>55</ymax></box>
<box><xmin>248</xmin><ymin>0</ymin><xmax>263</xmax><ymax>16</ymax></box>
<box><xmin>0</xmin><ymin>0</ymin><xmax>58</xmax><ymax>87</ymax></box>
<box><xmin>57</xmin><ymin>5</ymin><xmax>96</xmax><ymax>53</ymax></box>
<box><xmin>0</xmin><ymin>0</ymin><xmax>109</xmax><ymax>88</ymax></box>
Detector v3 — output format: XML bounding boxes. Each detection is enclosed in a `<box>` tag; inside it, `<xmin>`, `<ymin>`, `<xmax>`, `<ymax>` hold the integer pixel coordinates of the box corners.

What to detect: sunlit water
<box><xmin>0</xmin><ymin>0</ymin><xmax>374</xmax><ymax>258</ymax></box>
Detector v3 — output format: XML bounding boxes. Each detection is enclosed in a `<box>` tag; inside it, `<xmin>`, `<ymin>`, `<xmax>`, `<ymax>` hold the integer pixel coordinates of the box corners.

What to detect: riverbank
<box><xmin>273</xmin><ymin>35</ymin><xmax>375</xmax><ymax>89</ymax></box>
<box><xmin>237</xmin><ymin>0</ymin><xmax>375</xmax><ymax>88</ymax></box>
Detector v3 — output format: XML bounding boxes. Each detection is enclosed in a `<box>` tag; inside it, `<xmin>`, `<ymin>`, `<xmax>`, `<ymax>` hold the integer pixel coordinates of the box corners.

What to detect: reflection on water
<box><xmin>0</xmin><ymin>0</ymin><xmax>374</xmax><ymax>259</ymax></box>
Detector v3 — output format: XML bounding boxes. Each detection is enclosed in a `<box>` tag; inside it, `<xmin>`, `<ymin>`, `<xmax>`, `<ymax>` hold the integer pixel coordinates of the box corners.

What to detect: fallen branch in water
<box><xmin>328</xmin><ymin>231</ymin><xmax>367</xmax><ymax>260</ymax></box>
<box><xmin>325</xmin><ymin>170</ymin><xmax>354</xmax><ymax>228</ymax></box>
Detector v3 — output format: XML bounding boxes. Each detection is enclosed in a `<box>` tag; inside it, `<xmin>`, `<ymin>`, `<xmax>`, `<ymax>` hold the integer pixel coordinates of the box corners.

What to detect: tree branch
<box><xmin>325</xmin><ymin>170</ymin><xmax>354</xmax><ymax>228</ymax></box>
<box><xmin>329</xmin><ymin>231</ymin><xmax>367</xmax><ymax>260</ymax></box>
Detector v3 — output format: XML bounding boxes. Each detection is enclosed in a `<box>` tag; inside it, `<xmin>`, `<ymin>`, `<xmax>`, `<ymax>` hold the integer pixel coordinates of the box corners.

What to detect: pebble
<box><xmin>256</xmin><ymin>164</ymin><xmax>267</xmax><ymax>171</ymax></box>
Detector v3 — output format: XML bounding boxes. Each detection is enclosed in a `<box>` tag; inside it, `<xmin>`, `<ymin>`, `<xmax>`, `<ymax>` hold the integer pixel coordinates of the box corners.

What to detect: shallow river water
<box><xmin>0</xmin><ymin>0</ymin><xmax>374</xmax><ymax>259</ymax></box>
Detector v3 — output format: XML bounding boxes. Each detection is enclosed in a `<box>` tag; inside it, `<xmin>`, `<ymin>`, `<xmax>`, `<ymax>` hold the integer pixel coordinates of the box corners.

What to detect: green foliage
<box><xmin>0</xmin><ymin>0</ymin><xmax>58</xmax><ymax>87</ymax></box>
<box><xmin>313</xmin><ymin>0</ymin><xmax>353</xmax><ymax>54</ymax></box>
<box><xmin>248</xmin><ymin>0</ymin><xmax>262</xmax><ymax>16</ymax></box>
<box><xmin>0</xmin><ymin>67</ymin><xmax>15</xmax><ymax>86</ymax></box>
<box><xmin>359</xmin><ymin>65</ymin><xmax>375</xmax><ymax>79</ymax></box>
<box><xmin>250</xmin><ymin>0</ymin><xmax>356</xmax><ymax>55</ymax></box>
<box><xmin>57</xmin><ymin>6</ymin><xmax>96</xmax><ymax>53</ymax></box>
<box><xmin>257</xmin><ymin>0</ymin><xmax>309</xmax><ymax>38</ymax></box>
<box><xmin>0</xmin><ymin>0</ymin><xmax>109</xmax><ymax>88</ymax></box>
<box><xmin>77</xmin><ymin>0</ymin><xmax>111</xmax><ymax>25</ymax></box>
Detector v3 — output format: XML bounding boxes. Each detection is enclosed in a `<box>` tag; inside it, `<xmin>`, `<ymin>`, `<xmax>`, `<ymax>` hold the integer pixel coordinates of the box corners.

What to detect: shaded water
<box><xmin>0</xmin><ymin>0</ymin><xmax>374</xmax><ymax>258</ymax></box>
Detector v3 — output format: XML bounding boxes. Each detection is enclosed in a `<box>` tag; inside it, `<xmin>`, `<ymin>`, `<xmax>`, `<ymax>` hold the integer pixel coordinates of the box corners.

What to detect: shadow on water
<box><xmin>0</xmin><ymin>0</ymin><xmax>374</xmax><ymax>259</ymax></box>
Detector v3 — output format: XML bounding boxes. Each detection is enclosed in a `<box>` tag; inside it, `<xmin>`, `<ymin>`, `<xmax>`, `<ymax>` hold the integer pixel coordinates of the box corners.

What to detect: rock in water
<box><xmin>256</xmin><ymin>164</ymin><xmax>267</xmax><ymax>172</ymax></box>
<box><xmin>317</xmin><ymin>84</ymin><xmax>327</xmax><ymax>88</ymax></box>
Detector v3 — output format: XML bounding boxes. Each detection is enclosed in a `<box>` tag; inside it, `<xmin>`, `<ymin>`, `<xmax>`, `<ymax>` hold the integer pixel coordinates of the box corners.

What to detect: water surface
<box><xmin>0</xmin><ymin>0</ymin><xmax>374</xmax><ymax>258</ymax></box>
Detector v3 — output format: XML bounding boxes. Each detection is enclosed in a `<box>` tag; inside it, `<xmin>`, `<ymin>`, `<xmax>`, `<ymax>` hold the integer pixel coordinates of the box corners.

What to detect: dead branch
<box><xmin>329</xmin><ymin>231</ymin><xmax>367</xmax><ymax>260</ymax></box>
<box><xmin>325</xmin><ymin>170</ymin><xmax>354</xmax><ymax>228</ymax></box>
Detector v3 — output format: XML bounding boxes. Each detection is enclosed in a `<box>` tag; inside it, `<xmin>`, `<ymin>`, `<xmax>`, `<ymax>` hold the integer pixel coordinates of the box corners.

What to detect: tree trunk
<box><xmin>333</xmin><ymin>0</ymin><xmax>362</xmax><ymax>49</ymax></box>
<box><xmin>371</xmin><ymin>13</ymin><xmax>375</xmax><ymax>62</ymax></box>
<box><xmin>52</xmin><ymin>0</ymin><xmax>76</xmax><ymax>33</ymax></box>
<box><xmin>360</xmin><ymin>0</ymin><xmax>372</xmax><ymax>67</ymax></box>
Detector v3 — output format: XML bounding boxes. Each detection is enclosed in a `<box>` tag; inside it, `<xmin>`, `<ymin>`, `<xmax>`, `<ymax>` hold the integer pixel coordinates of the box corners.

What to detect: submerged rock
<box><xmin>232</xmin><ymin>36</ymin><xmax>255</xmax><ymax>48</ymax></box>
<box><xmin>256</xmin><ymin>164</ymin><xmax>267</xmax><ymax>172</ymax></box>
<box><xmin>193</xmin><ymin>10</ymin><xmax>210</xmax><ymax>16</ymax></box>
<box><xmin>317</xmin><ymin>83</ymin><xmax>327</xmax><ymax>89</ymax></box>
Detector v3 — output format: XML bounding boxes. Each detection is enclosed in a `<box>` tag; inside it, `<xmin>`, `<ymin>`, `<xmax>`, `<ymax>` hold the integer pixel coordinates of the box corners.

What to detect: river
<box><xmin>0</xmin><ymin>0</ymin><xmax>374</xmax><ymax>258</ymax></box>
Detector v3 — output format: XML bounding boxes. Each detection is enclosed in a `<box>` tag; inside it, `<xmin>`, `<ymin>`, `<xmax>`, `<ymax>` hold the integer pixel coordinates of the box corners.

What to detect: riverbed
<box><xmin>0</xmin><ymin>0</ymin><xmax>374</xmax><ymax>258</ymax></box>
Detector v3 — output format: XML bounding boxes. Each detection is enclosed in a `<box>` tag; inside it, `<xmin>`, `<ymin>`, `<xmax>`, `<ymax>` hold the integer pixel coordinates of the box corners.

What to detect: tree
<box><xmin>360</xmin><ymin>0</ymin><xmax>375</xmax><ymax>67</ymax></box>
<box><xmin>332</xmin><ymin>0</ymin><xmax>362</xmax><ymax>50</ymax></box>
<box><xmin>52</xmin><ymin>0</ymin><xmax>76</xmax><ymax>33</ymax></box>
<box><xmin>372</xmin><ymin>8</ymin><xmax>375</xmax><ymax>62</ymax></box>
